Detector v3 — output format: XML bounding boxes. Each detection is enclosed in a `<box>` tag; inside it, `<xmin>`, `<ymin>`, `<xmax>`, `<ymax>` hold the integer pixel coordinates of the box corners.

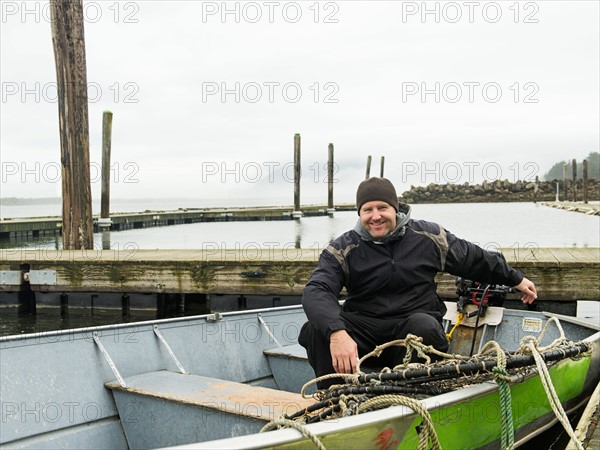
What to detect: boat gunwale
<box><xmin>0</xmin><ymin>303</ymin><xmax>307</xmax><ymax>343</ymax></box>
<box><xmin>3</xmin><ymin>302</ymin><xmax>597</xmax><ymax>344</ymax></box>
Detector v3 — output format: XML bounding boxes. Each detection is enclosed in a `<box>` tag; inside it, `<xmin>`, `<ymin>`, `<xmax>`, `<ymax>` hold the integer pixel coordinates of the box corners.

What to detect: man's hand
<box><xmin>329</xmin><ymin>330</ymin><xmax>358</xmax><ymax>374</ymax></box>
<box><xmin>513</xmin><ymin>277</ymin><xmax>537</xmax><ymax>304</ymax></box>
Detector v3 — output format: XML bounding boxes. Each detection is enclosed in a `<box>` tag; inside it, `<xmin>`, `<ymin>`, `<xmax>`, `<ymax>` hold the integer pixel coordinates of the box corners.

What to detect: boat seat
<box><xmin>263</xmin><ymin>343</ymin><xmax>309</xmax><ymax>361</ymax></box>
<box><xmin>105</xmin><ymin>370</ymin><xmax>313</xmax><ymax>449</ymax></box>
<box><xmin>263</xmin><ymin>344</ymin><xmax>317</xmax><ymax>395</ymax></box>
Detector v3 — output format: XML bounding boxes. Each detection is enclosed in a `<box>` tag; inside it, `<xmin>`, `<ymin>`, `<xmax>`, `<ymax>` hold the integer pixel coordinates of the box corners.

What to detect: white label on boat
<box><xmin>522</xmin><ymin>317</ymin><xmax>543</xmax><ymax>332</ymax></box>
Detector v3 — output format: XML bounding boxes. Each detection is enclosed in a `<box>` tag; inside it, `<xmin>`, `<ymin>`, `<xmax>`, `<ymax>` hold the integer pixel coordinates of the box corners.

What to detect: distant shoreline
<box><xmin>0</xmin><ymin>197</ymin><xmax>62</xmax><ymax>206</ymax></box>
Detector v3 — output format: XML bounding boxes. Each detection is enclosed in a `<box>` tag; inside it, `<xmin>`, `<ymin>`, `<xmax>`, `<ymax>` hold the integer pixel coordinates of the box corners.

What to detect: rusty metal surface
<box><xmin>107</xmin><ymin>370</ymin><xmax>315</xmax><ymax>448</ymax></box>
<box><xmin>106</xmin><ymin>370</ymin><xmax>313</xmax><ymax>421</ymax></box>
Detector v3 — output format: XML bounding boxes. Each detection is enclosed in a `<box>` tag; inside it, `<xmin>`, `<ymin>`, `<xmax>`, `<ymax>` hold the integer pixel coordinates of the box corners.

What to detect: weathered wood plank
<box><xmin>0</xmin><ymin>248</ymin><xmax>598</xmax><ymax>300</ymax></box>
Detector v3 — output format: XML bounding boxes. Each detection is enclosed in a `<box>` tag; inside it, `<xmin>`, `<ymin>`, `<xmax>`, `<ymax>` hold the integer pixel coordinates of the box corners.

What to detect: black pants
<box><xmin>298</xmin><ymin>311</ymin><xmax>448</xmax><ymax>389</ymax></box>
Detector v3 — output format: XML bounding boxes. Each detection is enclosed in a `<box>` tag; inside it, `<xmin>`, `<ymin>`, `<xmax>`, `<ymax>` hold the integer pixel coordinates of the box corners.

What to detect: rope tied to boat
<box><xmin>518</xmin><ymin>317</ymin><xmax>584</xmax><ymax>450</ymax></box>
<box><xmin>480</xmin><ymin>339</ymin><xmax>516</xmax><ymax>449</ymax></box>
<box><xmin>260</xmin><ymin>418</ymin><xmax>326</xmax><ymax>450</ymax></box>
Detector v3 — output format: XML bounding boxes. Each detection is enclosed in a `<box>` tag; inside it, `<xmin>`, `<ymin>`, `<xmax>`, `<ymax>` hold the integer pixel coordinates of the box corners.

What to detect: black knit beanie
<box><xmin>356</xmin><ymin>177</ymin><xmax>399</xmax><ymax>214</ymax></box>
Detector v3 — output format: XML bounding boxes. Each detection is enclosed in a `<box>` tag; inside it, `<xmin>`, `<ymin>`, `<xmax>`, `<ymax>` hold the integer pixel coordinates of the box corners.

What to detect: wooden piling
<box><xmin>328</xmin><ymin>143</ymin><xmax>334</xmax><ymax>210</ymax></box>
<box><xmin>380</xmin><ymin>156</ymin><xmax>385</xmax><ymax>177</ymax></box>
<box><xmin>122</xmin><ymin>294</ymin><xmax>130</xmax><ymax>318</ymax></box>
<box><xmin>50</xmin><ymin>0</ymin><xmax>94</xmax><ymax>250</ymax></box>
<box><xmin>101</xmin><ymin>111</ymin><xmax>113</xmax><ymax>220</ymax></box>
<box><xmin>102</xmin><ymin>230</ymin><xmax>111</xmax><ymax>251</ymax></box>
<box><xmin>91</xmin><ymin>294</ymin><xmax>97</xmax><ymax>316</ymax></box>
<box><xmin>583</xmin><ymin>159</ymin><xmax>589</xmax><ymax>204</ymax></box>
<box><xmin>60</xmin><ymin>293</ymin><xmax>69</xmax><ymax>317</ymax></box>
<box><xmin>365</xmin><ymin>155</ymin><xmax>372</xmax><ymax>179</ymax></box>
<box><xmin>572</xmin><ymin>159</ymin><xmax>578</xmax><ymax>202</ymax></box>
<box><xmin>294</xmin><ymin>134</ymin><xmax>301</xmax><ymax>213</ymax></box>
<box><xmin>563</xmin><ymin>164</ymin><xmax>568</xmax><ymax>202</ymax></box>
<box><xmin>17</xmin><ymin>264</ymin><xmax>36</xmax><ymax>316</ymax></box>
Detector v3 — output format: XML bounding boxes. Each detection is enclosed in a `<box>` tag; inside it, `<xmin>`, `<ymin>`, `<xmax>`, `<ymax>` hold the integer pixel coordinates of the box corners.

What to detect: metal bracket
<box><xmin>25</xmin><ymin>270</ymin><xmax>57</xmax><ymax>285</ymax></box>
<box><xmin>0</xmin><ymin>270</ymin><xmax>22</xmax><ymax>286</ymax></box>
<box><xmin>206</xmin><ymin>313</ymin><xmax>222</xmax><ymax>323</ymax></box>
<box><xmin>93</xmin><ymin>332</ymin><xmax>127</xmax><ymax>388</ymax></box>
<box><xmin>258</xmin><ymin>313</ymin><xmax>282</xmax><ymax>348</ymax></box>
<box><xmin>153</xmin><ymin>325</ymin><xmax>187</xmax><ymax>374</ymax></box>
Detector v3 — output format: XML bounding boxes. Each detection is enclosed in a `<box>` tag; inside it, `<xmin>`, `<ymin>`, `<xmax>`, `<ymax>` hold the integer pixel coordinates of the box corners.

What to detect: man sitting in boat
<box><xmin>298</xmin><ymin>177</ymin><xmax>538</xmax><ymax>389</ymax></box>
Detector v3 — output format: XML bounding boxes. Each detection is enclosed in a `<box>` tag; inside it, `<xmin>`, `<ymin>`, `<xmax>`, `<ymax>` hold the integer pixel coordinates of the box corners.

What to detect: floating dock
<box><xmin>0</xmin><ymin>204</ymin><xmax>356</xmax><ymax>239</ymax></box>
<box><xmin>541</xmin><ymin>201</ymin><xmax>600</xmax><ymax>215</ymax></box>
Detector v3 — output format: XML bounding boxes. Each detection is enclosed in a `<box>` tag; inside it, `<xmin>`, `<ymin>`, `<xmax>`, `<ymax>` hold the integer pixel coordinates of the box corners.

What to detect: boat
<box><xmin>1</xmin><ymin>301</ymin><xmax>598</xmax><ymax>450</ymax></box>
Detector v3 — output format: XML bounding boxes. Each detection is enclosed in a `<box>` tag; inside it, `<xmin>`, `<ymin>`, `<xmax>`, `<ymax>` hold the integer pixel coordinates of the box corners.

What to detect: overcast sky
<box><xmin>1</xmin><ymin>0</ymin><xmax>598</xmax><ymax>204</ymax></box>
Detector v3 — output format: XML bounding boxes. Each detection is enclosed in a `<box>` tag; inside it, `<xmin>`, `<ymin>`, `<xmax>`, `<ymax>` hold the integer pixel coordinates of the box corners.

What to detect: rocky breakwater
<box><xmin>399</xmin><ymin>179</ymin><xmax>600</xmax><ymax>204</ymax></box>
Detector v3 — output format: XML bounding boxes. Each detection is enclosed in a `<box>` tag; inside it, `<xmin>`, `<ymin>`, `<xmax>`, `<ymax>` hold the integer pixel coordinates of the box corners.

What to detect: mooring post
<box><xmin>50</xmin><ymin>0</ymin><xmax>93</xmax><ymax>250</ymax></box>
<box><xmin>583</xmin><ymin>159</ymin><xmax>589</xmax><ymax>204</ymax></box>
<box><xmin>327</xmin><ymin>143</ymin><xmax>335</xmax><ymax>215</ymax></box>
<box><xmin>572</xmin><ymin>158</ymin><xmax>578</xmax><ymax>202</ymax></box>
<box><xmin>365</xmin><ymin>155</ymin><xmax>372</xmax><ymax>179</ymax></box>
<box><xmin>157</xmin><ymin>293</ymin><xmax>166</xmax><ymax>319</ymax></box>
<box><xmin>177</xmin><ymin>294</ymin><xmax>185</xmax><ymax>315</ymax></box>
<box><xmin>102</xmin><ymin>230</ymin><xmax>111</xmax><ymax>251</ymax></box>
<box><xmin>563</xmin><ymin>164</ymin><xmax>568</xmax><ymax>202</ymax></box>
<box><xmin>122</xmin><ymin>294</ymin><xmax>130</xmax><ymax>318</ymax></box>
<box><xmin>60</xmin><ymin>293</ymin><xmax>69</xmax><ymax>317</ymax></box>
<box><xmin>99</xmin><ymin>110</ymin><xmax>113</xmax><ymax>231</ymax></box>
<box><xmin>91</xmin><ymin>294</ymin><xmax>97</xmax><ymax>316</ymax></box>
<box><xmin>17</xmin><ymin>264</ymin><xmax>36</xmax><ymax>316</ymax></box>
<box><xmin>380</xmin><ymin>156</ymin><xmax>385</xmax><ymax>177</ymax></box>
<box><xmin>293</xmin><ymin>133</ymin><xmax>303</xmax><ymax>218</ymax></box>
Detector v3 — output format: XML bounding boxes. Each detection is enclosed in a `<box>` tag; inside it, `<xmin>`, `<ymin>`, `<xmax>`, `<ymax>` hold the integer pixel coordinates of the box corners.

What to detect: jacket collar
<box><xmin>353</xmin><ymin>203</ymin><xmax>412</xmax><ymax>244</ymax></box>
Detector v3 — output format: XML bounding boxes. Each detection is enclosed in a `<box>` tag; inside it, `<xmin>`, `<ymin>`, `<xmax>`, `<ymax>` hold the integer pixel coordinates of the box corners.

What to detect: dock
<box><xmin>0</xmin><ymin>204</ymin><xmax>356</xmax><ymax>239</ymax></box>
<box><xmin>541</xmin><ymin>201</ymin><xmax>600</xmax><ymax>215</ymax></box>
<box><xmin>1</xmin><ymin>247</ymin><xmax>598</xmax><ymax>301</ymax></box>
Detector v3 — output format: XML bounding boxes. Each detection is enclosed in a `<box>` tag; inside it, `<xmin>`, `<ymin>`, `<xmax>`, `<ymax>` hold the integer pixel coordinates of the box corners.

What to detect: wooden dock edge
<box><xmin>0</xmin><ymin>248</ymin><xmax>598</xmax><ymax>301</ymax></box>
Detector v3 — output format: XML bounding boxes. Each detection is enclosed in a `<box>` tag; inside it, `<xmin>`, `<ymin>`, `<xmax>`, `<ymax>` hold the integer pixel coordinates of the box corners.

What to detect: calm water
<box><xmin>2</xmin><ymin>201</ymin><xmax>600</xmax><ymax>250</ymax></box>
<box><xmin>1</xmin><ymin>201</ymin><xmax>598</xmax><ymax>331</ymax></box>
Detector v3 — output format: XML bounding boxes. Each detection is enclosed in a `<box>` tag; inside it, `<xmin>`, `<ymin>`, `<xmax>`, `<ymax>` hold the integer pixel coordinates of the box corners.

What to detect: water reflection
<box><xmin>1</xmin><ymin>203</ymin><xmax>598</xmax><ymax>250</ymax></box>
<box><xmin>294</xmin><ymin>217</ymin><xmax>303</xmax><ymax>249</ymax></box>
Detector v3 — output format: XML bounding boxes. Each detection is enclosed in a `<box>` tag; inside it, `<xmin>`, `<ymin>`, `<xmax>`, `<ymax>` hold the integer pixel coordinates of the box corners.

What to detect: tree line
<box><xmin>544</xmin><ymin>151</ymin><xmax>600</xmax><ymax>180</ymax></box>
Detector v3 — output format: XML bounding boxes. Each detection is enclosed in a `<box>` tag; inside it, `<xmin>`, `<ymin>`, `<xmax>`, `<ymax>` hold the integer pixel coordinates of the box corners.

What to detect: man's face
<box><xmin>359</xmin><ymin>201</ymin><xmax>397</xmax><ymax>238</ymax></box>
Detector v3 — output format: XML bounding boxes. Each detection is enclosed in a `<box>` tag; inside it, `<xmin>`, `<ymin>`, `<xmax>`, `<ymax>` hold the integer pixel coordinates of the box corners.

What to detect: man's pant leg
<box><xmin>298</xmin><ymin>313</ymin><xmax>384</xmax><ymax>389</ymax></box>
<box><xmin>390</xmin><ymin>312</ymin><xmax>449</xmax><ymax>363</ymax></box>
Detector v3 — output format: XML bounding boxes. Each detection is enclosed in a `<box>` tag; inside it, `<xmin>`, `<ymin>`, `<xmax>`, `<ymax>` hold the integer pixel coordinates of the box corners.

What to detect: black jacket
<box><xmin>302</xmin><ymin>216</ymin><xmax>524</xmax><ymax>339</ymax></box>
